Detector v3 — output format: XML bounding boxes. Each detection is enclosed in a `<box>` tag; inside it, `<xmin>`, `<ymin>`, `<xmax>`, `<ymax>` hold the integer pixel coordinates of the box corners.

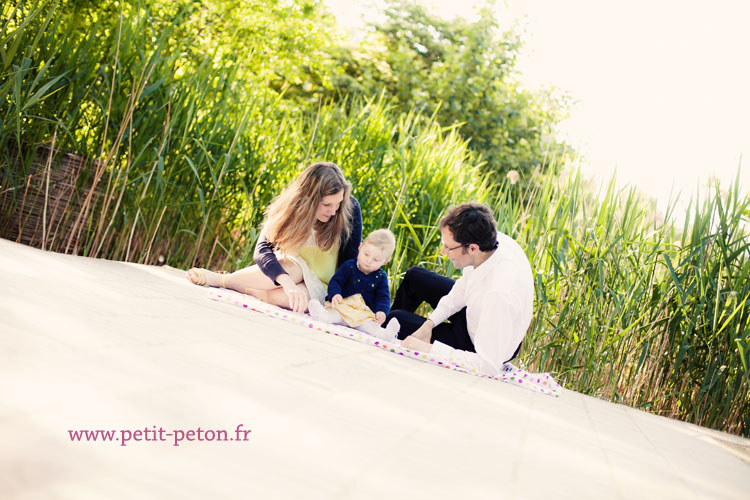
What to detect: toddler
<box><xmin>308</xmin><ymin>229</ymin><xmax>400</xmax><ymax>340</ymax></box>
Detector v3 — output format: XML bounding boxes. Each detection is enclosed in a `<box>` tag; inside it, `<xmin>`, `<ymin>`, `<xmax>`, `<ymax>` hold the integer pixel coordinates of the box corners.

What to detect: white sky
<box><xmin>323</xmin><ymin>0</ymin><xmax>750</xmax><ymax>214</ymax></box>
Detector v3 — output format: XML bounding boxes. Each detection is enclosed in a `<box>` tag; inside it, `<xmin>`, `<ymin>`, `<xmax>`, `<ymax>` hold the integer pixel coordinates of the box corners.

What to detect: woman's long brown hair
<box><xmin>263</xmin><ymin>162</ymin><xmax>352</xmax><ymax>254</ymax></box>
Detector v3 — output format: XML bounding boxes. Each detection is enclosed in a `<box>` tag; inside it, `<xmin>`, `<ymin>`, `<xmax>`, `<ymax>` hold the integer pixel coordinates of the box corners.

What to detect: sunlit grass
<box><xmin>510</xmin><ymin>169</ymin><xmax>750</xmax><ymax>436</ymax></box>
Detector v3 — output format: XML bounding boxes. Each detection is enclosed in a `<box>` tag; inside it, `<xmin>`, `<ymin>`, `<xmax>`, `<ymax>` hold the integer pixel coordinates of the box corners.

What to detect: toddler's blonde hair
<box><xmin>363</xmin><ymin>229</ymin><xmax>396</xmax><ymax>259</ymax></box>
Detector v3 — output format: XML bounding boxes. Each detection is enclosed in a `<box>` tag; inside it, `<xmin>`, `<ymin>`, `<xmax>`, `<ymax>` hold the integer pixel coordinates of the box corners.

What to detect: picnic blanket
<box><xmin>208</xmin><ymin>288</ymin><xmax>561</xmax><ymax>397</ymax></box>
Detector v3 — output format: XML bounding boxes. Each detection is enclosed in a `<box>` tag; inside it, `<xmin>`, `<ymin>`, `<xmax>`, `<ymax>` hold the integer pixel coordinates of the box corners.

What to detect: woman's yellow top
<box><xmin>298</xmin><ymin>238</ymin><xmax>337</xmax><ymax>285</ymax></box>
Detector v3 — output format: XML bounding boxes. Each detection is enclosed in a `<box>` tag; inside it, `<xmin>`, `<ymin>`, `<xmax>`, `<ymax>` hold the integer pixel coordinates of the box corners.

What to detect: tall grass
<box><xmin>2</xmin><ymin>1</ymin><xmax>748</xmax><ymax>436</ymax></box>
<box><xmin>0</xmin><ymin>0</ymin><xmax>488</xmax><ymax>269</ymax></box>
<box><xmin>504</xmin><ymin>169</ymin><xmax>750</xmax><ymax>436</ymax></box>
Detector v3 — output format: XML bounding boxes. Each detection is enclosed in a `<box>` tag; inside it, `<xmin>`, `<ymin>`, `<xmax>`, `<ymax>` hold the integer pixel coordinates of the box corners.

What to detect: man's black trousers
<box><xmin>386</xmin><ymin>266</ymin><xmax>520</xmax><ymax>362</ymax></box>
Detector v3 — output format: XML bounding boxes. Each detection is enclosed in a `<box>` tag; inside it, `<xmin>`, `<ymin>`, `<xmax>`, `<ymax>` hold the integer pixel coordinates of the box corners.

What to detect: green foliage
<box><xmin>155</xmin><ymin>0</ymin><xmax>341</xmax><ymax>105</ymax></box>
<box><xmin>330</xmin><ymin>0</ymin><xmax>570</xmax><ymax>179</ymax></box>
<box><xmin>0</xmin><ymin>0</ymin><xmax>488</xmax><ymax>268</ymax></box>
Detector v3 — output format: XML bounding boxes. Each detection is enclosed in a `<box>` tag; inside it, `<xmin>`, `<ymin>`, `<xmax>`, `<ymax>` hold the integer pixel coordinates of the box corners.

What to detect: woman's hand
<box><xmin>277</xmin><ymin>274</ymin><xmax>309</xmax><ymax>313</ymax></box>
<box><xmin>285</xmin><ymin>284</ymin><xmax>309</xmax><ymax>314</ymax></box>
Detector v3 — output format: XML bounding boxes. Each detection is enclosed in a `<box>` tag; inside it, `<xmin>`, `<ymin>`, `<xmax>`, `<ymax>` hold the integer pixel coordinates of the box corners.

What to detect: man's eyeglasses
<box><xmin>442</xmin><ymin>242</ymin><xmax>466</xmax><ymax>252</ymax></box>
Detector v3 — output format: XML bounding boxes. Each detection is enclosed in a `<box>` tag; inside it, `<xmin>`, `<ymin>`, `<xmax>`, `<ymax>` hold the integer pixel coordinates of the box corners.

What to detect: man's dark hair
<box><xmin>440</xmin><ymin>202</ymin><xmax>499</xmax><ymax>252</ymax></box>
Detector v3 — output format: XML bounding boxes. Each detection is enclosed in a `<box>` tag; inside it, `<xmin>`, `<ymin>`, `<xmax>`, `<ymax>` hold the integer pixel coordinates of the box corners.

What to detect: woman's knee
<box><xmin>278</xmin><ymin>258</ymin><xmax>303</xmax><ymax>283</ymax></box>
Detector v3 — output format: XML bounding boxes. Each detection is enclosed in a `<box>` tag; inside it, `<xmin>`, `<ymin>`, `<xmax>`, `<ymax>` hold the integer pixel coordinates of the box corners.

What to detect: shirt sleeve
<box><xmin>430</xmin><ymin>291</ymin><xmax>522</xmax><ymax>377</ymax></box>
<box><xmin>253</xmin><ymin>227</ymin><xmax>286</xmax><ymax>285</ymax></box>
<box><xmin>373</xmin><ymin>271</ymin><xmax>391</xmax><ymax>315</ymax></box>
<box><xmin>427</xmin><ymin>274</ymin><xmax>468</xmax><ymax>326</ymax></box>
<box><xmin>325</xmin><ymin>262</ymin><xmax>350</xmax><ymax>301</ymax></box>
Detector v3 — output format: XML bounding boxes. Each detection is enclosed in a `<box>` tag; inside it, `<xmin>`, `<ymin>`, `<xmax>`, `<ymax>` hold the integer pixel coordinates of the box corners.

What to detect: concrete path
<box><xmin>1</xmin><ymin>237</ymin><xmax>748</xmax><ymax>499</ymax></box>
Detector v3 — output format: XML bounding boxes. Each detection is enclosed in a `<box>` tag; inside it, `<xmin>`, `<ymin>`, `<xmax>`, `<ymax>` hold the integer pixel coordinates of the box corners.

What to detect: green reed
<box><xmin>0</xmin><ymin>0</ymin><xmax>488</xmax><ymax>270</ymax></box>
<box><xmin>505</xmin><ymin>169</ymin><xmax>750</xmax><ymax>436</ymax></box>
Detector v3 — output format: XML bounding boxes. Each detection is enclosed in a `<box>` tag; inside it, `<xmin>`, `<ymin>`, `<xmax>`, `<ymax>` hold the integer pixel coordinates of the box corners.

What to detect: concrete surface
<box><xmin>1</xmin><ymin>237</ymin><xmax>748</xmax><ymax>499</ymax></box>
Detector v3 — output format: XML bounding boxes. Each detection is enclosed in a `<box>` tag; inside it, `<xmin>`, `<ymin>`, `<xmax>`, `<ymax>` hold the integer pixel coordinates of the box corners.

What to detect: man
<box><xmin>387</xmin><ymin>202</ymin><xmax>534</xmax><ymax>376</ymax></box>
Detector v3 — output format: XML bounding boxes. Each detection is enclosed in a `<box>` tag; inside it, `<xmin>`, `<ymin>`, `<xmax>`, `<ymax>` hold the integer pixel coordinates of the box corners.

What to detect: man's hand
<box><xmin>331</xmin><ymin>294</ymin><xmax>343</xmax><ymax>306</ymax></box>
<box><xmin>401</xmin><ymin>319</ymin><xmax>434</xmax><ymax>351</ymax></box>
<box><xmin>402</xmin><ymin>335</ymin><xmax>432</xmax><ymax>352</ymax></box>
<box><xmin>410</xmin><ymin>319</ymin><xmax>434</xmax><ymax>342</ymax></box>
<box><xmin>374</xmin><ymin>311</ymin><xmax>386</xmax><ymax>324</ymax></box>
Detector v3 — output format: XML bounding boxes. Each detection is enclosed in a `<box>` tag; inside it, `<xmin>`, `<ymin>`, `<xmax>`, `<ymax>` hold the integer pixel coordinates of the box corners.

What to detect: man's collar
<box><xmin>473</xmin><ymin>237</ymin><xmax>501</xmax><ymax>269</ymax></box>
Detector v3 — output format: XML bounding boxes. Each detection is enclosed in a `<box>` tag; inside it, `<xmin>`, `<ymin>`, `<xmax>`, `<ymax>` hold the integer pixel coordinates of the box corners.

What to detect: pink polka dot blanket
<box><xmin>208</xmin><ymin>288</ymin><xmax>561</xmax><ymax>397</ymax></box>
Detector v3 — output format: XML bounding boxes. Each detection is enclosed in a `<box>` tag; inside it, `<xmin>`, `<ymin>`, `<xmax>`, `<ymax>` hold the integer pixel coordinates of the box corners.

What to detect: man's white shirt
<box><xmin>427</xmin><ymin>231</ymin><xmax>534</xmax><ymax>376</ymax></box>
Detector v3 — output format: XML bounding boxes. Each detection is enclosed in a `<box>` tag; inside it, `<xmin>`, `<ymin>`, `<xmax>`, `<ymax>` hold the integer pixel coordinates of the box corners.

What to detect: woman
<box><xmin>187</xmin><ymin>162</ymin><xmax>362</xmax><ymax>313</ymax></box>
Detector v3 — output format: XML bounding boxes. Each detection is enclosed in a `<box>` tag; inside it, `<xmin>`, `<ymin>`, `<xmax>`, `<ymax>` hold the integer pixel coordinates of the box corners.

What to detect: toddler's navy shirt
<box><xmin>326</xmin><ymin>258</ymin><xmax>390</xmax><ymax>315</ymax></box>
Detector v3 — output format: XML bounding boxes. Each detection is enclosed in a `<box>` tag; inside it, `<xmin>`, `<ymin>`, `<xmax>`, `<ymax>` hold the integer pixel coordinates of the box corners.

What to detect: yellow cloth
<box><xmin>326</xmin><ymin>294</ymin><xmax>376</xmax><ymax>328</ymax></box>
<box><xmin>298</xmin><ymin>245</ymin><xmax>337</xmax><ymax>285</ymax></box>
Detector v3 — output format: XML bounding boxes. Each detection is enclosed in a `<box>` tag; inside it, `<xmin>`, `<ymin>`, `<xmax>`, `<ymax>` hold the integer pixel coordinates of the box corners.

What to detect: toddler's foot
<box><xmin>359</xmin><ymin>318</ymin><xmax>399</xmax><ymax>341</ymax></box>
<box><xmin>384</xmin><ymin>318</ymin><xmax>400</xmax><ymax>340</ymax></box>
<box><xmin>307</xmin><ymin>299</ymin><xmax>326</xmax><ymax>322</ymax></box>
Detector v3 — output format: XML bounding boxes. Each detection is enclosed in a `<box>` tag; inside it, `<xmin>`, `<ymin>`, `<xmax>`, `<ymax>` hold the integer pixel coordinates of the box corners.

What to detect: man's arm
<box><xmin>426</xmin><ymin>274</ymin><xmax>468</xmax><ymax>328</ymax></box>
<box><xmin>400</xmin><ymin>273</ymin><xmax>467</xmax><ymax>348</ymax></box>
<box><xmin>430</xmin><ymin>291</ymin><xmax>524</xmax><ymax>376</ymax></box>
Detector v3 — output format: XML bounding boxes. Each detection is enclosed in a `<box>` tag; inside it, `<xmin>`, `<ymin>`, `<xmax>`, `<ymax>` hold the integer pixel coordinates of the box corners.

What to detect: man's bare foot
<box><xmin>186</xmin><ymin>268</ymin><xmax>227</xmax><ymax>288</ymax></box>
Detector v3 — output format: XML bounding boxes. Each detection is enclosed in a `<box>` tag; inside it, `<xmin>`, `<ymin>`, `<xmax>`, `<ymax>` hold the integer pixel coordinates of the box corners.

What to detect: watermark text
<box><xmin>68</xmin><ymin>424</ymin><xmax>251</xmax><ymax>447</ymax></box>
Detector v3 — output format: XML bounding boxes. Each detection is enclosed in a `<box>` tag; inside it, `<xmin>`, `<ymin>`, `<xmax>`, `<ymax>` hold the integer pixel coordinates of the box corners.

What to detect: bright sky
<box><xmin>323</xmin><ymin>0</ymin><xmax>750</xmax><ymax>214</ymax></box>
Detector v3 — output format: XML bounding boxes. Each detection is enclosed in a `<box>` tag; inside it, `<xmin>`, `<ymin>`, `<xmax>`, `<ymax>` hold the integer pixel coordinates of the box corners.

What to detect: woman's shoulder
<box><xmin>349</xmin><ymin>195</ymin><xmax>361</xmax><ymax>213</ymax></box>
<box><xmin>341</xmin><ymin>196</ymin><xmax>362</xmax><ymax>248</ymax></box>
